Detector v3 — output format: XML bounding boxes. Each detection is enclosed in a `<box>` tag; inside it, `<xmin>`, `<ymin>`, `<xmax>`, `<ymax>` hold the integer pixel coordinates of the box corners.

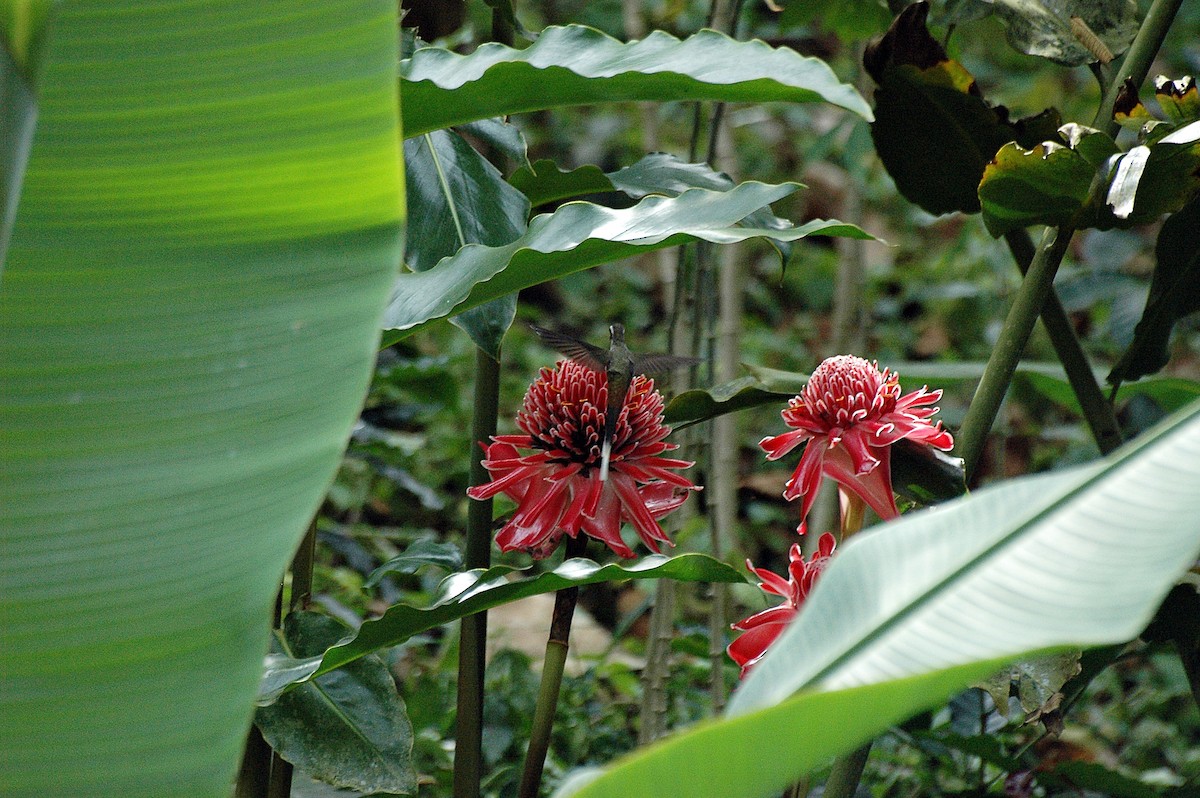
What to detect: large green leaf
<box><xmin>979</xmin><ymin>119</ymin><xmax>1200</xmax><ymax>237</ymax></box>
<box><xmin>1108</xmin><ymin>196</ymin><xmax>1200</xmax><ymax>384</ymax></box>
<box><xmin>381</xmin><ymin>183</ymin><xmax>872</xmax><ymax>345</ymax></box>
<box><xmin>258</xmin><ymin>554</ymin><xmax>745</xmax><ymax>702</ymax></box>
<box><xmin>562</xmin><ymin>400</ymin><xmax>1200</xmax><ymax>798</ymax></box>
<box><xmin>864</xmin><ymin>2</ymin><xmax>1062</xmax><ymax>216</ymax></box>
<box><xmin>400</xmin><ymin>24</ymin><xmax>872</xmax><ymax>137</ymax></box>
<box><xmin>403</xmin><ymin>129</ymin><xmax>528</xmax><ymax>355</ymax></box>
<box><xmin>255</xmin><ymin>612</ymin><xmax>415</xmax><ymax>795</ymax></box>
<box><xmin>978</xmin><ymin>124</ymin><xmax>1118</xmax><ymax>236</ymax></box>
<box><xmin>0</xmin><ymin>3</ymin><xmax>404</xmax><ymax>796</ymax></box>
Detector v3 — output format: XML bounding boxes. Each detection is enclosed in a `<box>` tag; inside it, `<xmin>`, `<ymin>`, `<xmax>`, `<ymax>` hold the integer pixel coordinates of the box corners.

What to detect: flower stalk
<box><xmin>821</xmin><ymin>498</ymin><xmax>870</xmax><ymax>798</ymax></box>
<box><xmin>517</xmin><ymin>535</ymin><xmax>590</xmax><ymax>798</ymax></box>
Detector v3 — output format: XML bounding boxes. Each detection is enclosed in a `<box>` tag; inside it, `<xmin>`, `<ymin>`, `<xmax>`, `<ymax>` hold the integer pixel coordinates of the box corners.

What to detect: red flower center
<box><xmin>517</xmin><ymin>360</ymin><xmax>666</xmax><ymax>474</ymax></box>
<box><xmin>799</xmin><ymin>354</ymin><xmax>900</xmax><ymax>429</ymax></box>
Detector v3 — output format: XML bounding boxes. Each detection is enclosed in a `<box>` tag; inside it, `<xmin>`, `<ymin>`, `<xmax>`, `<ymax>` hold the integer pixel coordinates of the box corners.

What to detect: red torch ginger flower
<box><xmin>467</xmin><ymin>359</ymin><xmax>697</xmax><ymax>559</ymax></box>
<box><xmin>728</xmin><ymin>532</ymin><xmax>837</xmax><ymax>677</ymax></box>
<box><xmin>759</xmin><ymin>355</ymin><xmax>953</xmax><ymax>530</ymax></box>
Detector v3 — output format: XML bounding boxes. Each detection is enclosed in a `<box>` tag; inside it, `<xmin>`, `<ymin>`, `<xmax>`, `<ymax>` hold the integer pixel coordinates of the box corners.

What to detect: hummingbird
<box><xmin>530</xmin><ymin>323</ymin><xmax>699</xmax><ymax>481</ymax></box>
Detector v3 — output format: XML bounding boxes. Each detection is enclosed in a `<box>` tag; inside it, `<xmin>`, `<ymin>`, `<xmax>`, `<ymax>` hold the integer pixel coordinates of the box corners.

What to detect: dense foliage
<box><xmin>3</xmin><ymin>2</ymin><xmax>1199</xmax><ymax>798</ymax></box>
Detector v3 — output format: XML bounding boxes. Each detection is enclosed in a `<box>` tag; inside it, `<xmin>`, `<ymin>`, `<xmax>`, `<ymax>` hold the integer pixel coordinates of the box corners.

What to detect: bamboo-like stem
<box><xmin>638</xmin><ymin>578</ymin><xmax>677</xmax><ymax>744</ymax></box>
<box><xmin>705</xmin><ymin>110</ymin><xmax>743</xmax><ymax>712</ymax></box>
<box><xmin>454</xmin><ymin>348</ymin><xmax>501</xmax><ymax>798</ymax></box>
<box><xmin>956</xmin><ymin>0</ymin><xmax>1183</xmax><ymax>479</ymax></box>
<box><xmin>1001</xmin><ymin>230</ymin><xmax>1123</xmax><ymax>455</ymax></box>
<box><xmin>518</xmin><ymin>535</ymin><xmax>589</xmax><ymax>798</ymax></box>
<box><xmin>453</xmin><ymin>7</ymin><xmax>515</xmax><ymax>792</ymax></box>
<box><xmin>264</xmin><ymin>524</ymin><xmax>317</xmax><ymax>796</ymax></box>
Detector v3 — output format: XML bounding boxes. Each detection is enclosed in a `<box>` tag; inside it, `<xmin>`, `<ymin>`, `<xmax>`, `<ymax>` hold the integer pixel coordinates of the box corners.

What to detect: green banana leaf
<box><xmin>0</xmin><ymin>3</ymin><xmax>404</xmax><ymax>797</ymax></box>
<box><xmin>401</xmin><ymin>24</ymin><xmax>872</xmax><ymax>137</ymax></box>
<box><xmin>560</xmin><ymin>400</ymin><xmax>1200</xmax><ymax>798</ymax></box>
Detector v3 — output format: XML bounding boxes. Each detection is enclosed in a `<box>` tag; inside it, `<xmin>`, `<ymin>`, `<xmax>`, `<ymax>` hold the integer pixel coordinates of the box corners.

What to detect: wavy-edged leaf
<box><xmin>981</xmin><ymin>117</ymin><xmax>1200</xmax><ymax>236</ymax></box>
<box><xmin>512</xmin><ymin>153</ymin><xmax>796</xmax><ymax>259</ymax></box>
<box><xmin>381</xmin><ymin>183</ymin><xmax>872</xmax><ymax>345</ymax></box>
<box><xmin>864</xmin><ymin>2</ymin><xmax>1062</xmax><ymax>216</ymax></box>
<box><xmin>400</xmin><ymin>24</ymin><xmax>871</xmax><ymax>137</ymax></box>
<box><xmin>404</xmin><ymin>129</ymin><xmax>528</xmax><ymax>355</ymax></box>
<box><xmin>258</xmin><ymin>554</ymin><xmax>744</xmax><ymax>702</ymax></box>
<box><xmin>664</xmin><ymin>376</ymin><xmax>792</xmax><ymax>427</ymax></box>
<box><xmin>509</xmin><ymin>159</ymin><xmax>615</xmax><ymax>207</ymax></box>
<box><xmin>564</xmin><ymin>401</ymin><xmax>1200</xmax><ymax>798</ymax></box>
<box><xmin>255</xmin><ymin>612</ymin><xmax>416</xmax><ymax>795</ymax></box>
<box><xmin>610</xmin><ymin>154</ymin><xmax>796</xmax><ymax>259</ymax></box>
<box><xmin>364</xmin><ymin>538</ymin><xmax>465</xmax><ymax>588</ymax></box>
<box><xmin>978</xmin><ymin>124</ymin><xmax>1119</xmax><ymax>236</ymax></box>
<box><xmin>0</xmin><ymin>3</ymin><xmax>404</xmax><ymax>796</ymax></box>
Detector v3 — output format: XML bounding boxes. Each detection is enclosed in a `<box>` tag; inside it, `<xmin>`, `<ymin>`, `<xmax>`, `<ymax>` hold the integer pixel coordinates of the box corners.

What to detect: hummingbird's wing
<box><xmin>631</xmin><ymin>352</ymin><xmax>703</xmax><ymax>375</ymax></box>
<box><xmin>530</xmin><ymin>324</ymin><xmax>609</xmax><ymax>371</ymax></box>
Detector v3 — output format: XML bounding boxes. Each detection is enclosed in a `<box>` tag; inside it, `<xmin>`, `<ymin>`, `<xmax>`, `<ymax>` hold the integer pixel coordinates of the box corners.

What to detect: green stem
<box><xmin>269</xmin><ymin>524</ymin><xmax>317</xmax><ymax>794</ymax></box>
<box><xmin>454</xmin><ymin>348</ymin><xmax>501</xmax><ymax>798</ymax></box>
<box><xmin>234</xmin><ymin>726</ymin><xmax>273</xmax><ymax>798</ymax></box>
<box><xmin>957</xmin><ymin>226</ymin><xmax>1073</xmax><ymax>480</ymax></box>
<box><xmin>518</xmin><ymin>535</ymin><xmax>589</xmax><ymax>798</ymax></box>
<box><xmin>1176</xmin><ymin>635</ymin><xmax>1200</xmax><ymax>713</ymax></box>
<box><xmin>1002</xmin><ymin>230</ymin><xmax>1123</xmax><ymax>455</ymax></box>
<box><xmin>818</xmin><ymin>497</ymin><xmax>870</xmax><ymax>798</ymax></box>
<box><xmin>957</xmin><ymin>0</ymin><xmax>1183</xmax><ymax>480</ymax></box>
<box><xmin>824</xmin><ymin>742</ymin><xmax>873</xmax><ymax>798</ymax></box>
<box><xmin>1095</xmin><ymin>0</ymin><xmax>1186</xmax><ymax>134</ymax></box>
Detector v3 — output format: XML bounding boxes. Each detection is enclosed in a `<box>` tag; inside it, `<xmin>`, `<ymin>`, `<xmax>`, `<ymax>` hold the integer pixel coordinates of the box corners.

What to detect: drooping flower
<box><xmin>759</xmin><ymin>355</ymin><xmax>953</xmax><ymax>530</ymax></box>
<box><xmin>727</xmin><ymin>532</ymin><xmax>837</xmax><ymax>677</ymax></box>
<box><xmin>467</xmin><ymin>359</ymin><xmax>698</xmax><ymax>559</ymax></box>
